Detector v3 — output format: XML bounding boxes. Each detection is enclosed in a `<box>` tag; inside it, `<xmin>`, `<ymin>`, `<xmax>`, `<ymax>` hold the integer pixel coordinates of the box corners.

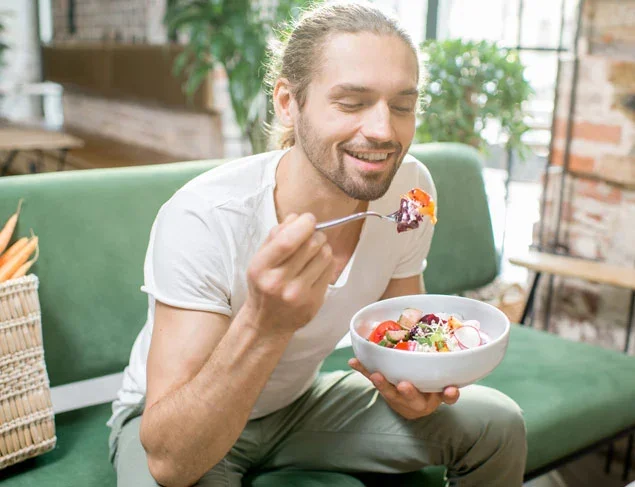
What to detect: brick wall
<box><xmin>50</xmin><ymin>0</ymin><xmax>247</xmax><ymax>159</ymax></box>
<box><xmin>52</xmin><ymin>0</ymin><xmax>148</xmax><ymax>42</ymax></box>
<box><xmin>535</xmin><ymin>0</ymin><xmax>635</xmax><ymax>353</ymax></box>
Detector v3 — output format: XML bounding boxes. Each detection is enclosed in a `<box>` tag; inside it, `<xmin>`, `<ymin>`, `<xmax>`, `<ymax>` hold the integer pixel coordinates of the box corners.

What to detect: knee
<box><xmin>476</xmin><ymin>390</ymin><xmax>527</xmax><ymax>455</ymax></box>
<box><xmin>492</xmin><ymin>394</ymin><xmax>526</xmax><ymax>447</ymax></box>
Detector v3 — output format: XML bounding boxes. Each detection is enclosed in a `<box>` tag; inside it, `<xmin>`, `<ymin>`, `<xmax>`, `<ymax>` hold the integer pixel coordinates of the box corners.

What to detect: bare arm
<box><xmin>140</xmin><ymin>303</ymin><xmax>293</xmax><ymax>487</ymax></box>
<box><xmin>379</xmin><ymin>274</ymin><xmax>423</xmax><ymax>300</ymax></box>
<box><xmin>139</xmin><ymin>213</ymin><xmax>335</xmax><ymax>487</ymax></box>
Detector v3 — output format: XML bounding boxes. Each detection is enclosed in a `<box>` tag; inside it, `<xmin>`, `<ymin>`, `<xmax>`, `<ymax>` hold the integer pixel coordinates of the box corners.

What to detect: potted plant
<box><xmin>164</xmin><ymin>0</ymin><xmax>312</xmax><ymax>154</ymax></box>
<box><xmin>416</xmin><ymin>39</ymin><xmax>534</xmax><ymax>160</ymax></box>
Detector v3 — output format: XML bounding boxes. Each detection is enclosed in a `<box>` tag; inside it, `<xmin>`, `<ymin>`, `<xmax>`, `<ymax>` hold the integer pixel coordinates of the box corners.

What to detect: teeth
<box><xmin>349</xmin><ymin>151</ymin><xmax>389</xmax><ymax>161</ymax></box>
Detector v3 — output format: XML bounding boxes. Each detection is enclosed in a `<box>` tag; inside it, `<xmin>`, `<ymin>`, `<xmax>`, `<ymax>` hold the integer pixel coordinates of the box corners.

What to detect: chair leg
<box><xmin>57</xmin><ymin>148</ymin><xmax>69</xmax><ymax>171</ymax></box>
<box><xmin>623</xmin><ymin>433</ymin><xmax>634</xmax><ymax>481</ymax></box>
<box><xmin>520</xmin><ymin>272</ymin><xmax>541</xmax><ymax>325</ymax></box>
<box><xmin>624</xmin><ymin>291</ymin><xmax>635</xmax><ymax>354</ymax></box>
<box><xmin>605</xmin><ymin>441</ymin><xmax>614</xmax><ymax>474</ymax></box>
<box><xmin>0</xmin><ymin>150</ymin><xmax>18</xmax><ymax>176</ymax></box>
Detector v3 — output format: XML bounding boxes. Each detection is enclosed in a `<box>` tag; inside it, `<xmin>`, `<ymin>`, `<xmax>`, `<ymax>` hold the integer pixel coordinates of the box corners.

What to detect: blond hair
<box><xmin>265</xmin><ymin>1</ymin><xmax>420</xmax><ymax>149</ymax></box>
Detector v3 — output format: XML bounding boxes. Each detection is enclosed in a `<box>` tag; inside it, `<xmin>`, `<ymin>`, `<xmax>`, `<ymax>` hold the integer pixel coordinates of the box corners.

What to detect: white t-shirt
<box><xmin>107</xmin><ymin>149</ymin><xmax>436</xmax><ymax>426</ymax></box>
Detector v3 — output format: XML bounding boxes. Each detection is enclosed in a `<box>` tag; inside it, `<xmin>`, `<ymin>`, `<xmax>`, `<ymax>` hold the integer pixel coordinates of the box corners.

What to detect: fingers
<box><xmin>299</xmin><ymin>241</ymin><xmax>334</xmax><ymax>284</ymax></box>
<box><xmin>278</xmin><ymin>234</ymin><xmax>334</xmax><ymax>301</ymax></box>
<box><xmin>349</xmin><ymin>358</ymin><xmax>459</xmax><ymax>417</ymax></box>
<box><xmin>255</xmin><ymin>213</ymin><xmax>316</xmax><ymax>269</ymax></box>
<box><xmin>265</xmin><ymin>213</ymin><xmax>298</xmax><ymax>243</ymax></box>
<box><xmin>442</xmin><ymin>386</ymin><xmax>460</xmax><ymax>405</ymax></box>
<box><xmin>348</xmin><ymin>359</ymin><xmax>400</xmax><ymax>402</ymax></box>
<box><xmin>311</xmin><ymin>256</ymin><xmax>336</xmax><ymax>290</ymax></box>
<box><xmin>348</xmin><ymin>358</ymin><xmax>369</xmax><ymax>376</ymax></box>
<box><xmin>398</xmin><ymin>382</ymin><xmax>442</xmax><ymax>414</ymax></box>
<box><xmin>282</xmin><ymin>231</ymin><xmax>330</xmax><ymax>283</ymax></box>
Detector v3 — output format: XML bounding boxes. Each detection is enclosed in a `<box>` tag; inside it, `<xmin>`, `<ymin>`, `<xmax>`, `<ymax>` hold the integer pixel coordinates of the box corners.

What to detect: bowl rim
<box><xmin>349</xmin><ymin>294</ymin><xmax>511</xmax><ymax>357</ymax></box>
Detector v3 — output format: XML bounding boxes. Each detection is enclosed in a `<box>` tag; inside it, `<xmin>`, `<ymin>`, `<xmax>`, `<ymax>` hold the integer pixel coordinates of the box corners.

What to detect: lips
<box><xmin>344</xmin><ymin>150</ymin><xmax>391</xmax><ymax>162</ymax></box>
<box><xmin>343</xmin><ymin>150</ymin><xmax>393</xmax><ymax>172</ymax></box>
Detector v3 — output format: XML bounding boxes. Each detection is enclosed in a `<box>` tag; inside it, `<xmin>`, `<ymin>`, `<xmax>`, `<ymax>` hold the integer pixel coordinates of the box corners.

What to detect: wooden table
<box><xmin>0</xmin><ymin>125</ymin><xmax>84</xmax><ymax>175</ymax></box>
<box><xmin>510</xmin><ymin>250</ymin><xmax>635</xmax><ymax>352</ymax></box>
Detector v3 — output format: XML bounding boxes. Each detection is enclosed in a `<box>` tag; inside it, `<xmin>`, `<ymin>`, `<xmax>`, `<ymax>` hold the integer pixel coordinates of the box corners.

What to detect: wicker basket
<box><xmin>493</xmin><ymin>282</ymin><xmax>527</xmax><ymax>324</ymax></box>
<box><xmin>0</xmin><ymin>275</ymin><xmax>56</xmax><ymax>469</ymax></box>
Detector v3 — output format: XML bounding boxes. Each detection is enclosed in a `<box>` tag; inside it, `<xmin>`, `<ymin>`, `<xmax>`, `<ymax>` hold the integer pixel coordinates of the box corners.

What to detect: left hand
<box><xmin>348</xmin><ymin>358</ymin><xmax>460</xmax><ymax>420</ymax></box>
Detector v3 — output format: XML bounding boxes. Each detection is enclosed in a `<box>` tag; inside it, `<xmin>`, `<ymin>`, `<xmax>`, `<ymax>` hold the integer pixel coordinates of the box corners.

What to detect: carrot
<box><xmin>0</xmin><ymin>235</ymin><xmax>38</xmax><ymax>283</ymax></box>
<box><xmin>9</xmin><ymin>242</ymin><xmax>39</xmax><ymax>280</ymax></box>
<box><xmin>0</xmin><ymin>199</ymin><xmax>23</xmax><ymax>255</ymax></box>
<box><xmin>0</xmin><ymin>237</ymin><xmax>29</xmax><ymax>267</ymax></box>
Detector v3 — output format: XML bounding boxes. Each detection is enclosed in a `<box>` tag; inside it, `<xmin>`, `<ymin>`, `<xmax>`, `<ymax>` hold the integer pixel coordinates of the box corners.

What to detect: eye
<box><xmin>392</xmin><ymin>105</ymin><xmax>415</xmax><ymax>114</ymax></box>
<box><xmin>337</xmin><ymin>102</ymin><xmax>364</xmax><ymax>111</ymax></box>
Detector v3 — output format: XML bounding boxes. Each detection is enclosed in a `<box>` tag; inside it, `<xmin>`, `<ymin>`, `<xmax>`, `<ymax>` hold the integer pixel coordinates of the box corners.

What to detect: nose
<box><xmin>361</xmin><ymin>102</ymin><xmax>394</xmax><ymax>143</ymax></box>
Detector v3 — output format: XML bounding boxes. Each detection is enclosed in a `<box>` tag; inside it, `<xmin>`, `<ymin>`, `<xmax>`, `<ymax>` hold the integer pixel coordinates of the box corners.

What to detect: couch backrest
<box><xmin>0</xmin><ymin>143</ymin><xmax>498</xmax><ymax>386</ymax></box>
<box><xmin>0</xmin><ymin>161</ymin><xmax>222</xmax><ymax>386</ymax></box>
<box><xmin>411</xmin><ymin>143</ymin><xmax>499</xmax><ymax>295</ymax></box>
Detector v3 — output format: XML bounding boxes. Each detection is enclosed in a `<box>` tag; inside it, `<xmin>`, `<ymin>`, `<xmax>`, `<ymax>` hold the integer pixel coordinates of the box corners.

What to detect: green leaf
<box><xmin>416</xmin><ymin>38</ymin><xmax>533</xmax><ymax>157</ymax></box>
<box><xmin>184</xmin><ymin>65</ymin><xmax>208</xmax><ymax>97</ymax></box>
<box><xmin>173</xmin><ymin>50</ymin><xmax>191</xmax><ymax>77</ymax></box>
<box><xmin>164</xmin><ymin>0</ymin><xmax>320</xmax><ymax>152</ymax></box>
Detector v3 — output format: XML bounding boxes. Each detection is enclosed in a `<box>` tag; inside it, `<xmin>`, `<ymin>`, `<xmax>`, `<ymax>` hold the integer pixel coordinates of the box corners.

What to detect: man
<box><xmin>108</xmin><ymin>2</ymin><xmax>527</xmax><ymax>486</ymax></box>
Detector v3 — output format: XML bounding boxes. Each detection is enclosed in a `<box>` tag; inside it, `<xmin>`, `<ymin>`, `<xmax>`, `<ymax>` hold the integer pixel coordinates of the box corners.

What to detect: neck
<box><xmin>274</xmin><ymin>146</ymin><xmax>368</xmax><ymax>225</ymax></box>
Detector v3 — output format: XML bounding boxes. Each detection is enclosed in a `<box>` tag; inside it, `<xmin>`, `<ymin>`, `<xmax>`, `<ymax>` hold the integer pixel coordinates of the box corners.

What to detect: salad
<box><xmin>396</xmin><ymin>188</ymin><xmax>437</xmax><ymax>233</ymax></box>
<box><xmin>367</xmin><ymin>307</ymin><xmax>489</xmax><ymax>352</ymax></box>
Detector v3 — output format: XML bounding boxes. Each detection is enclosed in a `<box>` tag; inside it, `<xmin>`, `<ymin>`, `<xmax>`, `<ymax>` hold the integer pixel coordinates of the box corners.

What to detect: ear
<box><xmin>273</xmin><ymin>78</ymin><xmax>298</xmax><ymax>128</ymax></box>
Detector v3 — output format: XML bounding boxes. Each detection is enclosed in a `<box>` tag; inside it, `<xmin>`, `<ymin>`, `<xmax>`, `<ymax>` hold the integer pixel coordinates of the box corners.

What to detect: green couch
<box><xmin>1</xmin><ymin>143</ymin><xmax>634</xmax><ymax>486</ymax></box>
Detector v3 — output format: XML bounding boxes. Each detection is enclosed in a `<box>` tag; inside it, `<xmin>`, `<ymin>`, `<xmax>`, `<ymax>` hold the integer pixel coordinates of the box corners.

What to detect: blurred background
<box><xmin>0</xmin><ymin>1</ymin><xmax>633</xmax><ymax>484</ymax></box>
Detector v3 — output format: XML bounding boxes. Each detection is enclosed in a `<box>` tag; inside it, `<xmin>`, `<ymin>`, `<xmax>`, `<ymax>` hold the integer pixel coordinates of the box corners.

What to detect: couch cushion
<box><xmin>0</xmin><ymin>160</ymin><xmax>223</xmax><ymax>386</ymax></box>
<box><xmin>3</xmin><ymin>326</ymin><xmax>632</xmax><ymax>485</ymax></box>
<box><xmin>479</xmin><ymin>325</ymin><xmax>635</xmax><ymax>473</ymax></box>
<box><xmin>0</xmin><ymin>402</ymin><xmax>446</xmax><ymax>487</ymax></box>
<box><xmin>0</xmin><ymin>403</ymin><xmax>115</xmax><ymax>486</ymax></box>
<box><xmin>324</xmin><ymin>325</ymin><xmax>635</xmax><ymax>476</ymax></box>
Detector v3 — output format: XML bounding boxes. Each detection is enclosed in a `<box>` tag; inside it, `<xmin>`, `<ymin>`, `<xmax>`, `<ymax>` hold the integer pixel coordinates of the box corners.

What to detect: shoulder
<box><xmin>159</xmin><ymin>150</ymin><xmax>283</xmax><ymax>220</ymax></box>
<box><xmin>389</xmin><ymin>153</ymin><xmax>437</xmax><ymax>199</ymax></box>
<box><xmin>180</xmin><ymin>150</ymin><xmax>283</xmax><ymax>206</ymax></box>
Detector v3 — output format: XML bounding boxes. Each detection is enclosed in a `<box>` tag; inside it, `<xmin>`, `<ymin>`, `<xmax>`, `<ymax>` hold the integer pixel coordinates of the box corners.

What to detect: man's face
<box><xmin>295</xmin><ymin>32</ymin><xmax>419</xmax><ymax>201</ymax></box>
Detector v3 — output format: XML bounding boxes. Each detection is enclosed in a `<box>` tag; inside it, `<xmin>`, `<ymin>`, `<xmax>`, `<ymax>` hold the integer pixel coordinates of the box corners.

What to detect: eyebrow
<box><xmin>330</xmin><ymin>84</ymin><xmax>419</xmax><ymax>97</ymax></box>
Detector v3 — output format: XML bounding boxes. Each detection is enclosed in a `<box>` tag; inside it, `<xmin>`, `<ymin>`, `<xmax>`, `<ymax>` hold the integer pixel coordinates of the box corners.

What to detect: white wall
<box><xmin>0</xmin><ymin>0</ymin><xmax>42</xmax><ymax>121</ymax></box>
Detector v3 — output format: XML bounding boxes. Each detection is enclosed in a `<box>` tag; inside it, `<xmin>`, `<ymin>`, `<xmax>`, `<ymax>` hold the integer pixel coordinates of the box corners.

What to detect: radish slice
<box><xmin>462</xmin><ymin>319</ymin><xmax>481</xmax><ymax>329</ymax></box>
<box><xmin>453</xmin><ymin>325</ymin><xmax>482</xmax><ymax>349</ymax></box>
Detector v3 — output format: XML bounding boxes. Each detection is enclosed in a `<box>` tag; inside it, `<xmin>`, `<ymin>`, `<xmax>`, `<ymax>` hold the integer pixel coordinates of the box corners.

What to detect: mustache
<box><xmin>340</xmin><ymin>142</ymin><xmax>401</xmax><ymax>152</ymax></box>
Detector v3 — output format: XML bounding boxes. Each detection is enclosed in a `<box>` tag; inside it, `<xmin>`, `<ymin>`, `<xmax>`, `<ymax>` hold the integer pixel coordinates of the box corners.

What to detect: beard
<box><xmin>296</xmin><ymin>112</ymin><xmax>406</xmax><ymax>201</ymax></box>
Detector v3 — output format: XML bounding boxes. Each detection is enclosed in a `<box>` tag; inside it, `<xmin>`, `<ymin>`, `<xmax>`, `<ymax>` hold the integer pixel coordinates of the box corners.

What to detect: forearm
<box><xmin>140</xmin><ymin>306</ymin><xmax>292</xmax><ymax>486</ymax></box>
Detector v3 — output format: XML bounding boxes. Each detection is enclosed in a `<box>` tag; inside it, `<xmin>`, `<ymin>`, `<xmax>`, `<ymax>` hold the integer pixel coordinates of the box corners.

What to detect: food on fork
<box><xmin>396</xmin><ymin>188</ymin><xmax>437</xmax><ymax>233</ymax></box>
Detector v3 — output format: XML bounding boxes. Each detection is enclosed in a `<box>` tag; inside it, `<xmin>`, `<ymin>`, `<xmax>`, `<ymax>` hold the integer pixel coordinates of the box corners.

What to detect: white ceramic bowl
<box><xmin>350</xmin><ymin>294</ymin><xmax>511</xmax><ymax>392</ymax></box>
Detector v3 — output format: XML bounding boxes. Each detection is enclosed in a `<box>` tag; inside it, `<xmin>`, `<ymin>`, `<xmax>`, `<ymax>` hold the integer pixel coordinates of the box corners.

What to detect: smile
<box><xmin>343</xmin><ymin>150</ymin><xmax>395</xmax><ymax>173</ymax></box>
<box><xmin>344</xmin><ymin>150</ymin><xmax>391</xmax><ymax>162</ymax></box>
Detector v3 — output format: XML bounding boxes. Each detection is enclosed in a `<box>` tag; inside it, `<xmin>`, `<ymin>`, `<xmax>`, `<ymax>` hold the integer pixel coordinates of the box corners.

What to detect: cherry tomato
<box><xmin>395</xmin><ymin>341</ymin><xmax>417</xmax><ymax>351</ymax></box>
<box><xmin>368</xmin><ymin>320</ymin><xmax>401</xmax><ymax>343</ymax></box>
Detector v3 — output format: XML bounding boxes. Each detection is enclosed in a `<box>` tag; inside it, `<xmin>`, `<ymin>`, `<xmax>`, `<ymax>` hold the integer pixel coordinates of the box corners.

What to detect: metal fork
<box><xmin>315</xmin><ymin>210</ymin><xmax>400</xmax><ymax>230</ymax></box>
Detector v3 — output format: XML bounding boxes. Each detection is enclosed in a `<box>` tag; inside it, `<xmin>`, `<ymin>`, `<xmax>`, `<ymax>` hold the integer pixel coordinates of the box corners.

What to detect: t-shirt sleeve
<box><xmin>391</xmin><ymin>161</ymin><xmax>437</xmax><ymax>282</ymax></box>
<box><xmin>141</xmin><ymin>190</ymin><xmax>233</xmax><ymax>316</ymax></box>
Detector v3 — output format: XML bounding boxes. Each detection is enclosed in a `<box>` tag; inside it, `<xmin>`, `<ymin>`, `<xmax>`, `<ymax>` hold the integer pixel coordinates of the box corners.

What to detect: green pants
<box><xmin>109</xmin><ymin>371</ymin><xmax>527</xmax><ymax>486</ymax></box>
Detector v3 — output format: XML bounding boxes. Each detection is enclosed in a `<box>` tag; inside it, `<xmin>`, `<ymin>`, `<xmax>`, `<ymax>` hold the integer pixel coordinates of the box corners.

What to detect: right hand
<box><xmin>243</xmin><ymin>213</ymin><xmax>335</xmax><ymax>337</ymax></box>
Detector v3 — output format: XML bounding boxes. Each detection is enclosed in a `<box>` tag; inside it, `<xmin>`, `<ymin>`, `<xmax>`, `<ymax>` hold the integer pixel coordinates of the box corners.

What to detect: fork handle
<box><xmin>315</xmin><ymin>212</ymin><xmax>382</xmax><ymax>231</ymax></box>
